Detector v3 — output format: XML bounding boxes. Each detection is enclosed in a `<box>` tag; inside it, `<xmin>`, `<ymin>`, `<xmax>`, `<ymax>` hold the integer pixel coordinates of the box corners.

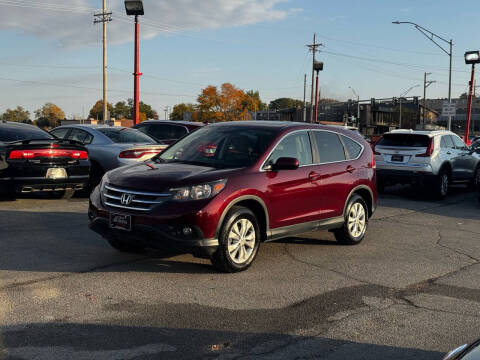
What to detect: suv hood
<box><xmin>107</xmin><ymin>161</ymin><xmax>241</xmax><ymax>191</ymax></box>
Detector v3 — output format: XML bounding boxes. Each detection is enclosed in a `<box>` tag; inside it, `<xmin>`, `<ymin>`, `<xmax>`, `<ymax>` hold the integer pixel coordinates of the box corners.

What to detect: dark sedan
<box><xmin>0</xmin><ymin>121</ymin><xmax>90</xmax><ymax>198</ymax></box>
<box><xmin>133</xmin><ymin>120</ymin><xmax>204</xmax><ymax>145</ymax></box>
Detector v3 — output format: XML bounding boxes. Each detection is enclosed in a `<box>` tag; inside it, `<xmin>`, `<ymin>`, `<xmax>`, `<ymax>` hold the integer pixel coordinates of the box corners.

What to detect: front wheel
<box><xmin>334</xmin><ymin>195</ymin><xmax>368</xmax><ymax>245</ymax></box>
<box><xmin>211</xmin><ymin>206</ymin><xmax>260</xmax><ymax>273</ymax></box>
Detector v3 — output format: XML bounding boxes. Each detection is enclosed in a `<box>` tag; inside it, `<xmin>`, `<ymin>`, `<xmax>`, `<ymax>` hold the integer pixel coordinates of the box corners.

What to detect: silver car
<box><xmin>50</xmin><ymin>125</ymin><xmax>166</xmax><ymax>189</ymax></box>
<box><xmin>375</xmin><ymin>129</ymin><xmax>480</xmax><ymax>198</ymax></box>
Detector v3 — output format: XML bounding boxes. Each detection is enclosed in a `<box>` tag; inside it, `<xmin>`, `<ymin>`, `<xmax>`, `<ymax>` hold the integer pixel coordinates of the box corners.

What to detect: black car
<box><xmin>132</xmin><ymin>120</ymin><xmax>204</xmax><ymax>145</ymax></box>
<box><xmin>0</xmin><ymin>121</ymin><xmax>90</xmax><ymax>198</ymax></box>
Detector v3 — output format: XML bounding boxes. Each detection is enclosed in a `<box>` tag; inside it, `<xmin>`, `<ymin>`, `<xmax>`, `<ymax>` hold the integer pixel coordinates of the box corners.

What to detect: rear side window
<box><xmin>98</xmin><ymin>128</ymin><xmax>156</xmax><ymax>144</ymax></box>
<box><xmin>50</xmin><ymin>128</ymin><xmax>70</xmax><ymax>139</ymax></box>
<box><xmin>341</xmin><ymin>135</ymin><xmax>362</xmax><ymax>159</ymax></box>
<box><xmin>67</xmin><ymin>129</ymin><xmax>90</xmax><ymax>144</ymax></box>
<box><xmin>0</xmin><ymin>126</ymin><xmax>52</xmax><ymax>142</ymax></box>
<box><xmin>377</xmin><ymin>134</ymin><xmax>430</xmax><ymax>147</ymax></box>
<box><xmin>313</xmin><ymin>131</ymin><xmax>346</xmax><ymax>163</ymax></box>
<box><xmin>440</xmin><ymin>135</ymin><xmax>454</xmax><ymax>149</ymax></box>
<box><xmin>267</xmin><ymin>131</ymin><xmax>313</xmax><ymax>166</ymax></box>
<box><xmin>149</xmin><ymin>124</ymin><xmax>188</xmax><ymax>140</ymax></box>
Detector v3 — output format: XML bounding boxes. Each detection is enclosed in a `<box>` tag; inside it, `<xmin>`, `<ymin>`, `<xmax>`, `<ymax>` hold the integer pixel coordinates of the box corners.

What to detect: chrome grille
<box><xmin>102</xmin><ymin>184</ymin><xmax>171</xmax><ymax>212</ymax></box>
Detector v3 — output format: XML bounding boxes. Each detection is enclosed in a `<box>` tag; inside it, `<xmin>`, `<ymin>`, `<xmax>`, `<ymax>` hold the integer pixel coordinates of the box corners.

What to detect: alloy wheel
<box><xmin>227</xmin><ymin>218</ymin><xmax>256</xmax><ymax>264</ymax></box>
<box><xmin>347</xmin><ymin>202</ymin><xmax>366</xmax><ymax>238</ymax></box>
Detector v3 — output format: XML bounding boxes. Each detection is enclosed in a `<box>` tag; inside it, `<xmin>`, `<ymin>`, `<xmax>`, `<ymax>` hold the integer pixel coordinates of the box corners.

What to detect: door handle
<box><xmin>346</xmin><ymin>165</ymin><xmax>355</xmax><ymax>173</ymax></box>
<box><xmin>308</xmin><ymin>171</ymin><xmax>321</xmax><ymax>181</ymax></box>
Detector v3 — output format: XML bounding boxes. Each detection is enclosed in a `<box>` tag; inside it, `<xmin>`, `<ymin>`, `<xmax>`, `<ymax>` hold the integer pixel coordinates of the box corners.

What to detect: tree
<box><xmin>34</xmin><ymin>103</ymin><xmax>65</xmax><ymax>128</ymax></box>
<box><xmin>89</xmin><ymin>100</ymin><xmax>113</xmax><ymax>121</ymax></box>
<box><xmin>197</xmin><ymin>83</ymin><xmax>251</xmax><ymax>122</ymax></box>
<box><xmin>1</xmin><ymin>106</ymin><xmax>31</xmax><ymax>123</ymax></box>
<box><xmin>269</xmin><ymin>98</ymin><xmax>304</xmax><ymax>110</ymax></box>
<box><xmin>170</xmin><ymin>103</ymin><xmax>195</xmax><ymax>120</ymax></box>
<box><xmin>112</xmin><ymin>101</ymin><xmax>130</xmax><ymax>119</ymax></box>
<box><xmin>243</xmin><ymin>90</ymin><xmax>267</xmax><ymax>112</ymax></box>
<box><xmin>126</xmin><ymin>99</ymin><xmax>159</xmax><ymax>120</ymax></box>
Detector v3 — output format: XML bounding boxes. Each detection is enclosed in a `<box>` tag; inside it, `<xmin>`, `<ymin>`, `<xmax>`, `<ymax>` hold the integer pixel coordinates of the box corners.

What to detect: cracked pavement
<box><xmin>0</xmin><ymin>185</ymin><xmax>479</xmax><ymax>359</ymax></box>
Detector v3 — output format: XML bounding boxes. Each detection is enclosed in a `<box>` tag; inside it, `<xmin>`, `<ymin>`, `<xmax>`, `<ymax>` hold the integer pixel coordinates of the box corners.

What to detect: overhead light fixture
<box><xmin>124</xmin><ymin>0</ymin><xmax>144</xmax><ymax>16</ymax></box>
<box><xmin>465</xmin><ymin>51</ymin><xmax>480</xmax><ymax>65</ymax></box>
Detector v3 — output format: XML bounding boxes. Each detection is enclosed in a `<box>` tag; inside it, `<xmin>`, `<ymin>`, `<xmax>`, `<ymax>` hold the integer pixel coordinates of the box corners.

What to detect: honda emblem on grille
<box><xmin>120</xmin><ymin>193</ymin><xmax>133</xmax><ymax>205</ymax></box>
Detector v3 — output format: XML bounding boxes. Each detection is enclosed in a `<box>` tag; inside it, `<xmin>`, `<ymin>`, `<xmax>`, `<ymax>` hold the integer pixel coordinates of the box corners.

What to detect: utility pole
<box><xmin>94</xmin><ymin>0</ymin><xmax>112</xmax><ymax>124</ymax></box>
<box><xmin>423</xmin><ymin>72</ymin><xmax>436</xmax><ymax>129</ymax></box>
<box><xmin>306</xmin><ymin>34</ymin><xmax>324</xmax><ymax>123</ymax></box>
<box><xmin>303</xmin><ymin>74</ymin><xmax>306</xmax><ymax>122</ymax></box>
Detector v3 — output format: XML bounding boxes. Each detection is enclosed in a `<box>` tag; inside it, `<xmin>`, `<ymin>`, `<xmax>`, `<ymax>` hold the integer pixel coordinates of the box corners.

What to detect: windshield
<box><xmin>156</xmin><ymin>126</ymin><xmax>277</xmax><ymax>168</ymax></box>
<box><xmin>377</xmin><ymin>134</ymin><xmax>430</xmax><ymax>147</ymax></box>
<box><xmin>98</xmin><ymin>128</ymin><xmax>156</xmax><ymax>144</ymax></box>
<box><xmin>0</xmin><ymin>127</ymin><xmax>53</xmax><ymax>142</ymax></box>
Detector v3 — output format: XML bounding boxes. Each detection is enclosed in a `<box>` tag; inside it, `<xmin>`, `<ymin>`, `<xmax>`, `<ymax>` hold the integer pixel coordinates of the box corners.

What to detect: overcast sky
<box><xmin>0</xmin><ymin>0</ymin><xmax>477</xmax><ymax>118</ymax></box>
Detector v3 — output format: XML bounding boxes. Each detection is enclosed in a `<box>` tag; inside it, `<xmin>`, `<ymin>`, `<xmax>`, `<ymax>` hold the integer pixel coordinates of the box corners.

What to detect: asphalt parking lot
<box><xmin>0</xmin><ymin>187</ymin><xmax>479</xmax><ymax>360</ymax></box>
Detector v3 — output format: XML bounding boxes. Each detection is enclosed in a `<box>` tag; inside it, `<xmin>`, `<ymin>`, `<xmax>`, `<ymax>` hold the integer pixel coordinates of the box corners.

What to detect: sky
<box><xmin>0</xmin><ymin>0</ymin><xmax>478</xmax><ymax>119</ymax></box>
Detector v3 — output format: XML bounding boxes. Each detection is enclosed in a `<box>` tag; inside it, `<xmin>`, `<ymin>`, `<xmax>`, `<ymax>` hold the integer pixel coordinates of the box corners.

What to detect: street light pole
<box><xmin>464</xmin><ymin>51</ymin><xmax>480</xmax><ymax>144</ymax></box>
<box><xmin>392</xmin><ymin>21</ymin><xmax>453</xmax><ymax>130</ymax></box>
<box><xmin>125</xmin><ymin>1</ymin><xmax>144</xmax><ymax>125</ymax></box>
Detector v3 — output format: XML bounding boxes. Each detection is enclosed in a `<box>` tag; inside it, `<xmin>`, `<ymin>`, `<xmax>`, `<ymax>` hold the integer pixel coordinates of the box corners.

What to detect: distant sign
<box><xmin>442</xmin><ymin>101</ymin><xmax>456</xmax><ymax>117</ymax></box>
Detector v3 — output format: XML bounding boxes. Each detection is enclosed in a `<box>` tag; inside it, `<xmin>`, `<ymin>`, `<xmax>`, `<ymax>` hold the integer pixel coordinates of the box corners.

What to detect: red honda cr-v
<box><xmin>88</xmin><ymin>121</ymin><xmax>377</xmax><ymax>272</ymax></box>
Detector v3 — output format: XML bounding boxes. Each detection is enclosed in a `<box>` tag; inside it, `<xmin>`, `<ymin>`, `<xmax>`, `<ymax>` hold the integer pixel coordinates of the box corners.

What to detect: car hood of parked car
<box><xmin>107</xmin><ymin>161</ymin><xmax>242</xmax><ymax>192</ymax></box>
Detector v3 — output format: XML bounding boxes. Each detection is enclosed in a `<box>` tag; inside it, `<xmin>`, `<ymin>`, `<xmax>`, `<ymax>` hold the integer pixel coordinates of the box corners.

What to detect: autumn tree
<box><xmin>197</xmin><ymin>83</ymin><xmax>251</xmax><ymax>122</ymax></box>
<box><xmin>89</xmin><ymin>100</ymin><xmax>113</xmax><ymax>121</ymax></box>
<box><xmin>1</xmin><ymin>106</ymin><xmax>31</xmax><ymax>123</ymax></box>
<box><xmin>112</xmin><ymin>101</ymin><xmax>130</xmax><ymax>119</ymax></box>
<box><xmin>34</xmin><ymin>103</ymin><xmax>65</xmax><ymax>128</ymax></box>
<box><xmin>170</xmin><ymin>103</ymin><xmax>195</xmax><ymax>120</ymax></box>
<box><xmin>269</xmin><ymin>98</ymin><xmax>304</xmax><ymax>110</ymax></box>
<box><xmin>243</xmin><ymin>90</ymin><xmax>267</xmax><ymax>111</ymax></box>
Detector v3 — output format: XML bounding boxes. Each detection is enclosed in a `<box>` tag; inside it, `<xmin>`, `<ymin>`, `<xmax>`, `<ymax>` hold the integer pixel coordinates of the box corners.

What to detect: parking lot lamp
<box><xmin>392</xmin><ymin>21</ymin><xmax>453</xmax><ymax>130</ymax></box>
<box><xmin>464</xmin><ymin>51</ymin><xmax>480</xmax><ymax>144</ymax></box>
<box><xmin>313</xmin><ymin>61</ymin><xmax>324</xmax><ymax>123</ymax></box>
<box><xmin>125</xmin><ymin>0</ymin><xmax>144</xmax><ymax>125</ymax></box>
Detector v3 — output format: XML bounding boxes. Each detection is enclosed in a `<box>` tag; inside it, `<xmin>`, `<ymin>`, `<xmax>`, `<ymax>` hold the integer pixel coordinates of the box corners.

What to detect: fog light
<box><xmin>182</xmin><ymin>227</ymin><xmax>193</xmax><ymax>236</ymax></box>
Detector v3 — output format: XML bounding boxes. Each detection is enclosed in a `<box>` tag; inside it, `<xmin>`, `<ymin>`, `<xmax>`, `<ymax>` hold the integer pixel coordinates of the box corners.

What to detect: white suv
<box><xmin>375</xmin><ymin>130</ymin><xmax>480</xmax><ymax>198</ymax></box>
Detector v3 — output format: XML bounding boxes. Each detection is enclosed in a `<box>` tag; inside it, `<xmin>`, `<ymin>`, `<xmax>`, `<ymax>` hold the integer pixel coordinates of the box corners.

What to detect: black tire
<box><xmin>433</xmin><ymin>169</ymin><xmax>449</xmax><ymax>199</ymax></box>
<box><xmin>468</xmin><ymin>166</ymin><xmax>480</xmax><ymax>191</ymax></box>
<box><xmin>106</xmin><ymin>237</ymin><xmax>145</xmax><ymax>253</ymax></box>
<box><xmin>334</xmin><ymin>194</ymin><xmax>368</xmax><ymax>245</ymax></box>
<box><xmin>211</xmin><ymin>206</ymin><xmax>261</xmax><ymax>273</ymax></box>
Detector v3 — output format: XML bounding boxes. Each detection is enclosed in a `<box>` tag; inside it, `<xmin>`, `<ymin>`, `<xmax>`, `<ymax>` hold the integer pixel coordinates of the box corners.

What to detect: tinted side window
<box><xmin>267</xmin><ymin>132</ymin><xmax>313</xmax><ymax>166</ymax></box>
<box><xmin>341</xmin><ymin>135</ymin><xmax>362</xmax><ymax>159</ymax></box>
<box><xmin>50</xmin><ymin>128</ymin><xmax>70</xmax><ymax>139</ymax></box>
<box><xmin>451</xmin><ymin>135</ymin><xmax>467</xmax><ymax>150</ymax></box>
<box><xmin>150</xmin><ymin>124</ymin><xmax>188</xmax><ymax>140</ymax></box>
<box><xmin>0</xmin><ymin>127</ymin><xmax>52</xmax><ymax>142</ymax></box>
<box><xmin>314</xmin><ymin>131</ymin><xmax>346</xmax><ymax>163</ymax></box>
<box><xmin>67</xmin><ymin>129</ymin><xmax>89</xmax><ymax>143</ymax></box>
<box><xmin>135</xmin><ymin>124</ymin><xmax>150</xmax><ymax>135</ymax></box>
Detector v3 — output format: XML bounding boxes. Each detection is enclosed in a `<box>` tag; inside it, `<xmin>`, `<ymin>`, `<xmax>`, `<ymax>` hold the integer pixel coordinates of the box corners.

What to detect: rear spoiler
<box><xmin>6</xmin><ymin>139</ymin><xmax>84</xmax><ymax>146</ymax></box>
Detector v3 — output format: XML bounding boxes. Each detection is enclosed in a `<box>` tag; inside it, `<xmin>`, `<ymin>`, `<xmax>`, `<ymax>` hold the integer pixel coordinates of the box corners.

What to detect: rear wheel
<box><xmin>211</xmin><ymin>206</ymin><xmax>260</xmax><ymax>273</ymax></box>
<box><xmin>433</xmin><ymin>169</ymin><xmax>449</xmax><ymax>199</ymax></box>
<box><xmin>334</xmin><ymin>194</ymin><xmax>368</xmax><ymax>245</ymax></box>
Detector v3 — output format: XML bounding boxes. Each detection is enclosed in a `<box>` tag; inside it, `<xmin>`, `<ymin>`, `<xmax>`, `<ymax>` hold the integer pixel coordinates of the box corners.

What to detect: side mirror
<box><xmin>270</xmin><ymin>157</ymin><xmax>299</xmax><ymax>171</ymax></box>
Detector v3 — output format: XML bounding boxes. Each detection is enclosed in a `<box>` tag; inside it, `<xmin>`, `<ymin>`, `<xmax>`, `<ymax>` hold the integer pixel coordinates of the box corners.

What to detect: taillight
<box><xmin>369</xmin><ymin>150</ymin><xmax>376</xmax><ymax>169</ymax></box>
<box><xmin>8</xmin><ymin>149</ymin><xmax>88</xmax><ymax>160</ymax></box>
<box><xmin>119</xmin><ymin>149</ymin><xmax>162</xmax><ymax>159</ymax></box>
<box><xmin>416</xmin><ymin>138</ymin><xmax>434</xmax><ymax>157</ymax></box>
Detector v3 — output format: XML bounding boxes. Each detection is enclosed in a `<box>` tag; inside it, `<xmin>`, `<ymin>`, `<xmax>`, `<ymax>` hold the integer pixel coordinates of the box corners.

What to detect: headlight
<box><xmin>170</xmin><ymin>179</ymin><xmax>227</xmax><ymax>201</ymax></box>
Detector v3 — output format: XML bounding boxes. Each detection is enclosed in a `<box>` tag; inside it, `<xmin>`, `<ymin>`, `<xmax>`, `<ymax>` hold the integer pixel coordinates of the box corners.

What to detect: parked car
<box><xmin>88</xmin><ymin>121</ymin><xmax>377</xmax><ymax>272</ymax></box>
<box><xmin>444</xmin><ymin>339</ymin><xmax>480</xmax><ymax>359</ymax></box>
<box><xmin>375</xmin><ymin>130</ymin><xmax>480</xmax><ymax>198</ymax></box>
<box><xmin>0</xmin><ymin>121</ymin><xmax>90</xmax><ymax>198</ymax></box>
<box><xmin>50</xmin><ymin>125</ymin><xmax>165</xmax><ymax>189</ymax></box>
<box><xmin>132</xmin><ymin>120</ymin><xmax>204</xmax><ymax>145</ymax></box>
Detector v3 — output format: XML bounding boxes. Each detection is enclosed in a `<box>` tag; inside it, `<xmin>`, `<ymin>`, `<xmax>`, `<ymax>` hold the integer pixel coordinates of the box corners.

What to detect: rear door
<box><xmin>311</xmin><ymin>130</ymin><xmax>359</xmax><ymax>220</ymax></box>
<box><xmin>265</xmin><ymin>130</ymin><xmax>318</xmax><ymax>228</ymax></box>
<box><xmin>450</xmin><ymin>135</ymin><xmax>475</xmax><ymax>179</ymax></box>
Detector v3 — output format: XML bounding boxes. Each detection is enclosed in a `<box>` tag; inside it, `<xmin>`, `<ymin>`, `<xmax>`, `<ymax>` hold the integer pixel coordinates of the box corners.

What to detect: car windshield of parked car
<box><xmin>377</xmin><ymin>134</ymin><xmax>430</xmax><ymax>147</ymax></box>
<box><xmin>97</xmin><ymin>128</ymin><xmax>156</xmax><ymax>144</ymax></box>
<box><xmin>0</xmin><ymin>127</ymin><xmax>53</xmax><ymax>142</ymax></box>
<box><xmin>156</xmin><ymin>126</ymin><xmax>277</xmax><ymax>168</ymax></box>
